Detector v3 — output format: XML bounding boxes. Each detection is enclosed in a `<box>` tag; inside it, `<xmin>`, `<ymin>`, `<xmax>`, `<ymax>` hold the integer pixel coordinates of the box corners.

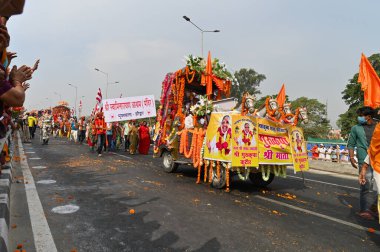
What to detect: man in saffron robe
<box><xmin>138</xmin><ymin>121</ymin><xmax>150</xmax><ymax>155</ymax></box>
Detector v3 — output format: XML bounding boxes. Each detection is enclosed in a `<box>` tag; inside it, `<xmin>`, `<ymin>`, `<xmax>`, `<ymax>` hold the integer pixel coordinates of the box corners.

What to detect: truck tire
<box><xmin>249</xmin><ymin>172</ymin><xmax>274</xmax><ymax>187</ymax></box>
<box><xmin>162</xmin><ymin>150</ymin><xmax>178</xmax><ymax>173</ymax></box>
<box><xmin>211</xmin><ymin>167</ymin><xmax>227</xmax><ymax>189</ymax></box>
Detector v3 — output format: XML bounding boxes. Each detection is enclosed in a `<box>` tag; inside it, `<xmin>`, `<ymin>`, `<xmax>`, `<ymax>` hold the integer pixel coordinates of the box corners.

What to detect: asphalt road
<box><xmin>8</xmin><ymin>132</ymin><xmax>380</xmax><ymax>251</ymax></box>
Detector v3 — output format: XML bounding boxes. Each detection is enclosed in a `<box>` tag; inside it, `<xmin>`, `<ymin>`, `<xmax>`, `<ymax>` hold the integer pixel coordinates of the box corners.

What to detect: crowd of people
<box><xmin>310</xmin><ymin>144</ymin><xmax>351</xmax><ymax>163</ymax></box>
<box><xmin>0</xmin><ymin>10</ymin><xmax>39</xmax><ymax>175</ymax></box>
<box><xmin>19</xmin><ymin>110</ymin><xmax>156</xmax><ymax>158</ymax></box>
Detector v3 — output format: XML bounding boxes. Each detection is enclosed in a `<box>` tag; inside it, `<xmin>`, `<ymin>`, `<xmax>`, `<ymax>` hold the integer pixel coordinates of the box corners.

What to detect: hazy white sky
<box><xmin>6</xmin><ymin>0</ymin><xmax>380</xmax><ymax>127</ymax></box>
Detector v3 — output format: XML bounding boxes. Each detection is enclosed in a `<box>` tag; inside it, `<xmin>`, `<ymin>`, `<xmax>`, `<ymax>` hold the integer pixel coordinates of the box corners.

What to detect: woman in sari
<box><xmin>138</xmin><ymin>121</ymin><xmax>150</xmax><ymax>155</ymax></box>
<box><xmin>129</xmin><ymin>122</ymin><xmax>139</xmax><ymax>155</ymax></box>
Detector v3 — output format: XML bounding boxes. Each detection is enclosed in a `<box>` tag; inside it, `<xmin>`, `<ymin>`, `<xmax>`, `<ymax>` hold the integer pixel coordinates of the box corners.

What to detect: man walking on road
<box><xmin>27</xmin><ymin>113</ymin><xmax>37</xmax><ymax>139</ymax></box>
<box><xmin>348</xmin><ymin>106</ymin><xmax>378</xmax><ymax>219</ymax></box>
<box><xmin>95</xmin><ymin>112</ymin><xmax>106</xmax><ymax>157</ymax></box>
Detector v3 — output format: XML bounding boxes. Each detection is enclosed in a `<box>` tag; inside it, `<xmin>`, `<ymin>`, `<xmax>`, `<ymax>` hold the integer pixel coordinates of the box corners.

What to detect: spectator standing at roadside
<box><xmin>325</xmin><ymin>146</ymin><xmax>332</xmax><ymax>161</ymax></box>
<box><xmin>348</xmin><ymin>106</ymin><xmax>378</xmax><ymax>219</ymax></box>
<box><xmin>311</xmin><ymin>144</ymin><xmax>319</xmax><ymax>160</ymax></box>
<box><xmin>318</xmin><ymin>144</ymin><xmax>326</xmax><ymax>160</ymax></box>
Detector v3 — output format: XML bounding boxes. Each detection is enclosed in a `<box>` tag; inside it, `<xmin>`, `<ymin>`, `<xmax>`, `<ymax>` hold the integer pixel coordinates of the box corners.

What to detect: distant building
<box><xmin>328</xmin><ymin>129</ymin><xmax>342</xmax><ymax>140</ymax></box>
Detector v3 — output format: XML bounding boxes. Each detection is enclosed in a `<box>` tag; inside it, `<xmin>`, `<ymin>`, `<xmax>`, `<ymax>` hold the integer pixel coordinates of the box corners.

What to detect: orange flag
<box><xmin>276</xmin><ymin>84</ymin><xmax>286</xmax><ymax>108</ymax></box>
<box><xmin>369</xmin><ymin>123</ymin><xmax>380</xmax><ymax>173</ymax></box>
<box><xmin>205</xmin><ymin>51</ymin><xmax>213</xmax><ymax>97</ymax></box>
<box><xmin>358</xmin><ymin>53</ymin><xmax>380</xmax><ymax>108</ymax></box>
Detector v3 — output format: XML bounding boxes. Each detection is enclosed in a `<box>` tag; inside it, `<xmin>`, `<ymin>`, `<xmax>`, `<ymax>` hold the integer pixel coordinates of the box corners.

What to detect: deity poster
<box><xmin>204</xmin><ymin>112</ymin><xmax>232</xmax><ymax>162</ymax></box>
<box><xmin>289</xmin><ymin>126</ymin><xmax>309</xmax><ymax>172</ymax></box>
<box><xmin>231</xmin><ymin>115</ymin><xmax>259</xmax><ymax>167</ymax></box>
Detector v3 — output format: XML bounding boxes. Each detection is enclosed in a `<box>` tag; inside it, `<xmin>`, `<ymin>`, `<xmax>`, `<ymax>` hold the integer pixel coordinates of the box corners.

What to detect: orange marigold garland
<box><xmin>225</xmin><ymin>165</ymin><xmax>230</xmax><ymax>192</ymax></box>
<box><xmin>196</xmin><ymin>162</ymin><xmax>202</xmax><ymax>184</ymax></box>
<box><xmin>292</xmin><ymin>108</ymin><xmax>300</xmax><ymax>126</ymax></box>
<box><xmin>265</xmin><ymin>97</ymin><xmax>278</xmax><ymax>122</ymax></box>
<box><xmin>185</xmin><ymin>66</ymin><xmax>196</xmax><ymax>83</ymax></box>
<box><xmin>204</xmin><ymin>160</ymin><xmax>209</xmax><ymax>183</ymax></box>
<box><xmin>184</xmin><ymin>130</ymin><xmax>195</xmax><ymax>158</ymax></box>
<box><xmin>208</xmin><ymin>161</ymin><xmax>213</xmax><ymax>183</ymax></box>
<box><xmin>217</xmin><ymin>161</ymin><xmax>221</xmax><ymax>180</ymax></box>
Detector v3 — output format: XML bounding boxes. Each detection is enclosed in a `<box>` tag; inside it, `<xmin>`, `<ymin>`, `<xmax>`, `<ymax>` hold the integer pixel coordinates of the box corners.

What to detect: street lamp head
<box><xmin>94</xmin><ymin>68</ymin><xmax>99</xmax><ymax>71</ymax></box>
<box><xmin>183</xmin><ymin>16</ymin><xmax>190</xmax><ymax>22</ymax></box>
<box><xmin>214</xmin><ymin>30</ymin><xmax>220</xmax><ymax>32</ymax></box>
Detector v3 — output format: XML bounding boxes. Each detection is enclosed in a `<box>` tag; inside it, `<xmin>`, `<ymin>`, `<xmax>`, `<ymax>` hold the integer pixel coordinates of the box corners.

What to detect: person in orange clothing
<box><xmin>95</xmin><ymin>112</ymin><xmax>106</xmax><ymax>157</ymax></box>
<box><xmin>359</xmin><ymin>122</ymin><xmax>380</xmax><ymax>221</ymax></box>
<box><xmin>311</xmin><ymin>144</ymin><xmax>319</xmax><ymax>160</ymax></box>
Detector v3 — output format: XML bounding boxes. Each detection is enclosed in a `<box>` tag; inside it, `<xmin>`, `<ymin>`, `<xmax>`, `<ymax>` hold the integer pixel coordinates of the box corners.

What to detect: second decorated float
<box><xmin>153</xmin><ymin>52</ymin><xmax>309</xmax><ymax>192</ymax></box>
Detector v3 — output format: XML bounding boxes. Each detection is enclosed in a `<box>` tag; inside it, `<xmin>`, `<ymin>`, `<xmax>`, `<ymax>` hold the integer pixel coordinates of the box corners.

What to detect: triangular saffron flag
<box><xmin>205</xmin><ymin>51</ymin><xmax>213</xmax><ymax>97</ymax></box>
<box><xmin>276</xmin><ymin>84</ymin><xmax>286</xmax><ymax>108</ymax></box>
<box><xmin>369</xmin><ymin>124</ymin><xmax>380</xmax><ymax>174</ymax></box>
<box><xmin>358</xmin><ymin>53</ymin><xmax>380</xmax><ymax>108</ymax></box>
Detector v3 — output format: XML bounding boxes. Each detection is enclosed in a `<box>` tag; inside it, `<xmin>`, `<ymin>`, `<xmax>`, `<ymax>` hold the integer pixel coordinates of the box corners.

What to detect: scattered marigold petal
<box><xmin>17</xmin><ymin>244</ymin><xmax>23</xmax><ymax>249</ymax></box>
<box><xmin>129</xmin><ymin>209</ymin><xmax>135</xmax><ymax>214</ymax></box>
<box><xmin>11</xmin><ymin>224</ymin><xmax>17</xmax><ymax>229</ymax></box>
<box><xmin>347</xmin><ymin>204</ymin><xmax>353</xmax><ymax>208</ymax></box>
<box><xmin>272</xmin><ymin>210</ymin><xmax>279</xmax><ymax>214</ymax></box>
<box><xmin>368</xmin><ymin>228</ymin><xmax>376</xmax><ymax>233</ymax></box>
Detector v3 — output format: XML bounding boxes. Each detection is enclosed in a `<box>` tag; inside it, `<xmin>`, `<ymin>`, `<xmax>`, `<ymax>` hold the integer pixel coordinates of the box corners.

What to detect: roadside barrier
<box><xmin>0</xmin><ymin>129</ymin><xmax>13</xmax><ymax>252</ymax></box>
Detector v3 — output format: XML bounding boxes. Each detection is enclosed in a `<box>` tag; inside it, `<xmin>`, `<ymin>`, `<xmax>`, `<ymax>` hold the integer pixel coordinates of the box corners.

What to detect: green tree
<box><xmin>338</xmin><ymin>53</ymin><xmax>380</xmax><ymax>139</ymax></box>
<box><xmin>231</xmin><ymin>68</ymin><xmax>266</xmax><ymax>104</ymax></box>
<box><xmin>290</xmin><ymin>97</ymin><xmax>330</xmax><ymax>139</ymax></box>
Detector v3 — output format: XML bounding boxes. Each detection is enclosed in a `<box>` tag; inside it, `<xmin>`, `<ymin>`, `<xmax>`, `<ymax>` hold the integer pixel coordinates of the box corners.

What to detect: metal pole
<box><xmin>75</xmin><ymin>86</ymin><xmax>78</xmax><ymax>117</ymax></box>
<box><xmin>201</xmin><ymin>31</ymin><xmax>204</xmax><ymax>58</ymax></box>
<box><xmin>106</xmin><ymin>73</ymin><xmax>109</xmax><ymax>99</ymax></box>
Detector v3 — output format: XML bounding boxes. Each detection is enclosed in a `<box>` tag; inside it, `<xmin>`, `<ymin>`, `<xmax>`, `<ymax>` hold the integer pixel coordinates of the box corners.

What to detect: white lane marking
<box><xmin>287</xmin><ymin>175</ymin><xmax>359</xmax><ymax>191</ymax></box>
<box><xmin>255</xmin><ymin>195</ymin><xmax>380</xmax><ymax>235</ymax></box>
<box><xmin>0</xmin><ymin>218</ymin><xmax>8</xmax><ymax>250</ymax></box>
<box><xmin>32</xmin><ymin>166</ymin><xmax>47</xmax><ymax>169</ymax></box>
<box><xmin>29</xmin><ymin>157</ymin><xmax>41</xmax><ymax>160</ymax></box>
<box><xmin>0</xmin><ymin>193</ymin><xmax>9</xmax><ymax>207</ymax></box>
<box><xmin>51</xmin><ymin>205</ymin><xmax>79</xmax><ymax>214</ymax></box>
<box><xmin>37</xmin><ymin>180</ymin><xmax>56</xmax><ymax>184</ymax></box>
<box><xmin>112</xmin><ymin>152</ymin><xmax>132</xmax><ymax>159</ymax></box>
<box><xmin>26</xmin><ymin>152</ymin><xmax>36</xmax><ymax>154</ymax></box>
<box><xmin>17</xmin><ymin>132</ymin><xmax>58</xmax><ymax>251</ymax></box>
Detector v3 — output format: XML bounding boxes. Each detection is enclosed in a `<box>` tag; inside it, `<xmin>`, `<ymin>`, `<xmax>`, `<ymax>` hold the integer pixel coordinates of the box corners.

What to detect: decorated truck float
<box><xmin>153</xmin><ymin>53</ymin><xmax>309</xmax><ymax>192</ymax></box>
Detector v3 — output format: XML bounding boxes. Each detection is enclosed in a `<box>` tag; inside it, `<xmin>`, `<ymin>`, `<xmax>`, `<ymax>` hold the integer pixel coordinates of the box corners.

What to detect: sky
<box><xmin>6</xmin><ymin>0</ymin><xmax>380</xmax><ymax>128</ymax></box>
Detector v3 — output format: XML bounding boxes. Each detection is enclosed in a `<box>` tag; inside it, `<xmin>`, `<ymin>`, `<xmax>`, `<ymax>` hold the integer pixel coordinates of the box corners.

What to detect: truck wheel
<box><xmin>211</xmin><ymin>167</ymin><xmax>227</xmax><ymax>189</ymax></box>
<box><xmin>249</xmin><ymin>172</ymin><xmax>274</xmax><ymax>187</ymax></box>
<box><xmin>162</xmin><ymin>151</ymin><xmax>178</xmax><ymax>173</ymax></box>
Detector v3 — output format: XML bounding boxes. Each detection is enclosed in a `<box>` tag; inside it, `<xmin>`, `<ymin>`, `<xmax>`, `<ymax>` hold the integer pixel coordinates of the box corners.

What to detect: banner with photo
<box><xmin>204</xmin><ymin>112</ymin><xmax>232</xmax><ymax>162</ymax></box>
<box><xmin>231</xmin><ymin>115</ymin><xmax>259</xmax><ymax>167</ymax></box>
<box><xmin>289</xmin><ymin>126</ymin><xmax>309</xmax><ymax>172</ymax></box>
<box><xmin>103</xmin><ymin>95</ymin><xmax>156</xmax><ymax>123</ymax></box>
<box><xmin>257</xmin><ymin>118</ymin><xmax>293</xmax><ymax>165</ymax></box>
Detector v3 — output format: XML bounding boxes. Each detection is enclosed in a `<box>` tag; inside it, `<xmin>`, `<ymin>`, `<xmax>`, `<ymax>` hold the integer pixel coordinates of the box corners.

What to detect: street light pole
<box><xmin>182</xmin><ymin>16</ymin><xmax>220</xmax><ymax>57</ymax></box>
<box><xmin>54</xmin><ymin>92</ymin><xmax>62</xmax><ymax>101</ymax></box>
<box><xmin>68</xmin><ymin>83</ymin><xmax>78</xmax><ymax>117</ymax></box>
